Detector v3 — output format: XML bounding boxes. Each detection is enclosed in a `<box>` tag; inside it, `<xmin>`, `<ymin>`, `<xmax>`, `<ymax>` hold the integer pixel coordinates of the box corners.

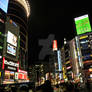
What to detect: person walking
<box><xmin>42</xmin><ymin>80</ymin><xmax>54</xmax><ymax>92</ymax></box>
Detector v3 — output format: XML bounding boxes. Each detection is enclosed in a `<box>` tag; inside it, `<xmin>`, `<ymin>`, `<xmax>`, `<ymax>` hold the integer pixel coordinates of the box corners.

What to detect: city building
<box><xmin>64</xmin><ymin>39</ymin><xmax>73</xmax><ymax>81</ymax></box>
<box><xmin>61</xmin><ymin>46</ymin><xmax>67</xmax><ymax>82</ymax></box>
<box><xmin>7</xmin><ymin>0</ymin><xmax>31</xmax><ymax>70</ymax></box>
<box><xmin>0</xmin><ymin>0</ymin><xmax>31</xmax><ymax>84</ymax></box>
<box><xmin>61</xmin><ymin>33</ymin><xmax>92</xmax><ymax>83</ymax></box>
<box><xmin>78</xmin><ymin>32</ymin><xmax>92</xmax><ymax>82</ymax></box>
<box><xmin>69</xmin><ymin>38</ymin><xmax>80</xmax><ymax>82</ymax></box>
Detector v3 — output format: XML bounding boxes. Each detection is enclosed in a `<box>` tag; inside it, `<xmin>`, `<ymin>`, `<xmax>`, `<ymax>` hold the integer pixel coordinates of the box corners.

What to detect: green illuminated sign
<box><xmin>75</xmin><ymin>14</ymin><xmax>92</xmax><ymax>35</ymax></box>
<box><xmin>0</xmin><ymin>46</ymin><xmax>3</xmax><ymax>49</ymax></box>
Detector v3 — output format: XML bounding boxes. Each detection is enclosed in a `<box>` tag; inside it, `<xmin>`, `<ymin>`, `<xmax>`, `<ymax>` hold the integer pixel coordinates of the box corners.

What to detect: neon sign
<box><xmin>4</xmin><ymin>60</ymin><xmax>19</xmax><ymax>67</ymax></box>
<box><xmin>74</xmin><ymin>14</ymin><xmax>92</xmax><ymax>35</ymax></box>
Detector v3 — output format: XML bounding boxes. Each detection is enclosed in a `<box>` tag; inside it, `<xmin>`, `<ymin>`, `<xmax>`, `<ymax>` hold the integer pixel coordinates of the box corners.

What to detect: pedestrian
<box><xmin>35</xmin><ymin>85</ymin><xmax>43</xmax><ymax>92</ymax></box>
<box><xmin>55</xmin><ymin>84</ymin><xmax>60</xmax><ymax>92</ymax></box>
<box><xmin>42</xmin><ymin>80</ymin><xmax>54</xmax><ymax>92</ymax></box>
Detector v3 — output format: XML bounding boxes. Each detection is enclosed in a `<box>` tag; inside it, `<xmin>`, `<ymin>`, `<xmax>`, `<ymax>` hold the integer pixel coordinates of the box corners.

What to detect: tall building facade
<box><xmin>0</xmin><ymin>0</ymin><xmax>31</xmax><ymax>84</ymax></box>
<box><xmin>61</xmin><ymin>38</ymin><xmax>80</xmax><ymax>82</ymax></box>
<box><xmin>78</xmin><ymin>33</ymin><xmax>92</xmax><ymax>82</ymax></box>
<box><xmin>64</xmin><ymin>40</ymin><xmax>73</xmax><ymax>81</ymax></box>
<box><xmin>7</xmin><ymin>0</ymin><xmax>31</xmax><ymax>70</ymax></box>
<box><xmin>61</xmin><ymin>33</ymin><xmax>92</xmax><ymax>83</ymax></box>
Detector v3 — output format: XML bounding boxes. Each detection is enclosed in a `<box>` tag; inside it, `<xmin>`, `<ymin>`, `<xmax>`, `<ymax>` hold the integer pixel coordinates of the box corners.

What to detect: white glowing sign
<box><xmin>18</xmin><ymin>69</ymin><xmax>27</xmax><ymax>74</ymax></box>
<box><xmin>4</xmin><ymin>60</ymin><xmax>19</xmax><ymax>67</ymax></box>
<box><xmin>7</xmin><ymin>31</ymin><xmax>17</xmax><ymax>47</ymax></box>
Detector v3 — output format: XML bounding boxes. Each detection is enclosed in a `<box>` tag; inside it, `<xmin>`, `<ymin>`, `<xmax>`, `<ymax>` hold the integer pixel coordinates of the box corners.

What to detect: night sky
<box><xmin>28</xmin><ymin>1</ymin><xmax>92</xmax><ymax>65</ymax></box>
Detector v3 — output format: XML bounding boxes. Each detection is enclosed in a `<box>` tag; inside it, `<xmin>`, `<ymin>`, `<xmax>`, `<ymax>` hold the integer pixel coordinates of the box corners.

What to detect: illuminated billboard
<box><xmin>7</xmin><ymin>31</ymin><xmax>17</xmax><ymax>47</ymax></box>
<box><xmin>53</xmin><ymin>40</ymin><xmax>58</xmax><ymax>51</ymax></box>
<box><xmin>74</xmin><ymin>14</ymin><xmax>92</xmax><ymax>35</ymax></box>
<box><xmin>0</xmin><ymin>0</ymin><xmax>9</xmax><ymax>13</ymax></box>
<box><xmin>7</xmin><ymin>44</ymin><xmax>16</xmax><ymax>56</ymax></box>
<box><xmin>57</xmin><ymin>50</ymin><xmax>62</xmax><ymax>79</ymax></box>
<box><xmin>7</xmin><ymin>31</ymin><xmax>17</xmax><ymax>56</ymax></box>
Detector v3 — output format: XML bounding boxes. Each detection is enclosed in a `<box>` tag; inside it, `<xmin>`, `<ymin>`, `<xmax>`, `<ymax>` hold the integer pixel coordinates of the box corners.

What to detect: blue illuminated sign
<box><xmin>57</xmin><ymin>50</ymin><xmax>63</xmax><ymax>79</ymax></box>
<box><xmin>83</xmin><ymin>54</ymin><xmax>92</xmax><ymax>61</ymax></box>
<box><xmin>57</xmin><ymin>50</ymin><xmax>62</xmax><ymax>71</ymax></box>
<box><xmin>12</xmin><ymin>21</ymin><xmax>17</xmax><ymax>27</ymax></box>
<box><xmin>0</xmin><ymin>0</ymin><xmax>9</xmax><ymax>13</ymax></box>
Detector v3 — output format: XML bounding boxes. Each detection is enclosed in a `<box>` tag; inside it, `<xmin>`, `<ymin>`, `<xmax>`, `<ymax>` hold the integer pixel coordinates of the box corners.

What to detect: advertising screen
<box><xmin>7</xmin><ymin>43</ymin><xmax>16</xmax><ymax>56</ymax></box>
<box><xmin>4</xmin><ymin>70</ymin><xmax>14</xmax><ymax>84</ymax></box>
<box><xmin>7</xmin><ymin>31</ymin><xmax>17</xmax><ymax>47</ymax></box>
<box><xmin>0</xmin><ymin>0</ymin><xmax>9</xmax><ymax>13</ymax></box>
<box><xmin>74</xmin><ymin>14</ymin><xmax>92</xmax><ymax>35</ymax></box>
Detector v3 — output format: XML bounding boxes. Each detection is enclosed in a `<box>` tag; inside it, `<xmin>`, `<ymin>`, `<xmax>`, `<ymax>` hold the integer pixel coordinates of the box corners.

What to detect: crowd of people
<box><xmin>0</xmin><ymin>80</ymin><xmax>92</xmax><ymax>92</ymax></box>
<box><xmin>35</xmin><ymin>80</ymin><xmax>74</xmax><ymax>92</ymax></box>
<box><xmin>34</xmin><ymin>80</ymin><xmax>92</xmax><ymax>92</ymax></box>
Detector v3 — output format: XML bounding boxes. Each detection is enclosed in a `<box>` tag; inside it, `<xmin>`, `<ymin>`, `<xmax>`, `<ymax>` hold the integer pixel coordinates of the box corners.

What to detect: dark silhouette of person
<box><xmin>42</xmin><ymin>80</ymin><xmax>53</xmax><ymax>92</ymax></box>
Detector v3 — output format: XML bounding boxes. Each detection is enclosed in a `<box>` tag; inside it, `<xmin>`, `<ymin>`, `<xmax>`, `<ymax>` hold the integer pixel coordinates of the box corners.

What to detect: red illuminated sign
<box><xmin>17</xmin><ymin>62</ymin><xmax>19</xmax><ymax>72</ymax></box>
<box><xmin>24</xmin><ymin>74</ymin><xmax>27</xmax><ymax>79</ymax></box>
<box><xmin>5</xmin><ymin>70</ymin><xmax>10</xmax><ymax>73</ymax></box>
<box><xmin>2</xmin><ymin>57</ymin><xmax>19</xmax><ymax>71</ymax></box>
<box><xmin>53</xmin><ymin>40</ymin><xmax>57</xmax><ymax>51</ymax></box>
<box><xmin>18</xmin><ymin>69</ymin><xmax>27</xmax><ymax>79</ymax></box>
<box><xmin>18</xmin><ymin>73</ymin><xmax>23</xmax><ymax>79</ymax></box>
<box><xmin>2</xmin><ymin>57</ymin><xmax>5</xmax><ymax>69</ymax></box>
<box><xmin>83</xmin><ymin>60</ymin><xmax>92</xmax><ymax>64</ymax></box>
<box><xmin>18</xmin><ymin>73</ymin><xmax>27</xmax><ymax>79</ymax></box>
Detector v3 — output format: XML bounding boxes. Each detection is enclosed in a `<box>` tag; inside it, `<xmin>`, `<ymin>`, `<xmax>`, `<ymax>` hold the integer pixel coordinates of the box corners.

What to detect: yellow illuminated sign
<box><xmin>66</xmin><ymin>61</ymin><xmax>70</xmax><ymax>64</ymax></box>
<box><xmin>77</xmin><ymin>48</ymin><xmax>79</xmax><ymax>51</ymax></box>
<box><xmin>79</xmin><ymin>35</ymin><xmax>88</xmax><ymax>40</ymax></box>
<box><xmin>0</xmin><ymin>72</ymin><xmax>1</xmax><ymax>77</ymax></box>
<box><xmin>90</xmin><ymin>54</ymin><xmax>92</xmax><ymax>57</ymax></box>
<box><xmin>89</xmin><ymin>68</ymin><xmax>92</xmax><ymax>72</ymax></box>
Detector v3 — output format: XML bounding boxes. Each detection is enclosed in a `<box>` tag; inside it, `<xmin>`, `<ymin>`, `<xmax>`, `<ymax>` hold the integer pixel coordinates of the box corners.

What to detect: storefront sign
<box><xmin>18</xmin><ymin>73</ymin><xmax>23</xmax><ymax>79</ymax></box>
<box><xmin>3</xmin><ymin>57</ymin><xmax>19</xmax><ymax>71</ymax></box>
<box><xmin>4</xmin><ymin>60</ymin><xmax>19</xmax><ymax>67</ymax></box>
<box><xmin>18</xmin><ymin>69</ymin><xmax>27</xmax><ymax>80</ymax></box>
<box><xmin>18</xmin><ymin>69</ymin><xmax>27</xmax><ymax>74</ymax></box>
<box><xmin>15</xmin><ymin>72</ymin><xmax>27</xmax><ymax>80</ymax></box>
<box><xmin>5</xmin><ymin>65</ymin><xmax>17</xmax><ymax>71</ymax></box>
<box><xmin>15</xmin><ymin>72</ymin><xmax>18</xmax><ymax>80</ymax></box>
<box><xmin>4</xmin><ymin>70</ymin><xmax>14</xmax><ymax>83</ymax></box>
<box><xmin>7</xmin><ymin>66</ymin><xmax>16</xmax><ymax>71</ymax></box>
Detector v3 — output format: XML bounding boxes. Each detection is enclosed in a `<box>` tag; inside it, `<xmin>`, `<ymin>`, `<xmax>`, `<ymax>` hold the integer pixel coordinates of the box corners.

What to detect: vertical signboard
<box><xmin>57</xmin><ymin>50</ymin><xmax>62</xmax><ymax>71</ymax></box>
<box><xmin>57</xmin><ymin>50</ymin><xmax>62</xmax><ymax>79</ymax></box>
<box><xmin>75</xmin><ymin>36</ymin><xmax>83</xmax><ymax>68</ymax></box>
<box><xmin>53</xmin><ymin>40</ymin><xmax>57</xmax><ymax>51</ymax></box>
<box><xmin>74</xmin><ymin>14</ymin><xmax>92</xmax><ymax>35</ymax></box>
